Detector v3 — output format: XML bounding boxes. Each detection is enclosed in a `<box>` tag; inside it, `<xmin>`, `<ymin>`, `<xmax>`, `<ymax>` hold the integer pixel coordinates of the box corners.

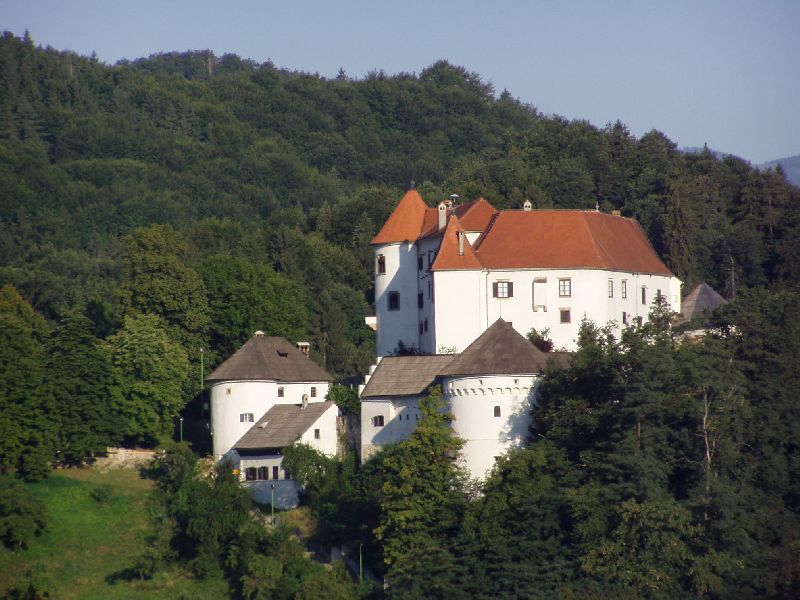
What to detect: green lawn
<box><xmin>0</xmin><ymin>467</ymin><xmax>231</xmax><ymax>599</ymax></box>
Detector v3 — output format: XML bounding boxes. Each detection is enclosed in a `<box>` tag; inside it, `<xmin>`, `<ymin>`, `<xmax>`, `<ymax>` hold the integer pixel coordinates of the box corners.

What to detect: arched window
<box><xmin>494</xmin><ymin>406</ymin><xmax>501</xmax><ymax>418</ymax></box>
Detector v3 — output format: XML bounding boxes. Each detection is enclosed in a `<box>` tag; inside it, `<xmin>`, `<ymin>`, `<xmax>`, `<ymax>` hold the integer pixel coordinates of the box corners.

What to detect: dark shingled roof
<box><xmin>207</xmin><ymin>334</ymin><xmax>333</xmax><ymax>383</ymax></box>
<box><xmin>234</xmin><ymin>401</ymin><xmax>336</xmax><ymax>450</ymax></box>
<box><xmin>439</xmin><ymin>319</ymin><xmax>549</xmax><ymax>376</ymax></box>
<box><xmin>678</xmin><ymin>282</ymin><xmax>728</xmax><ymax>323</ymax></box>
<box><xmin>361</xmin><ymin>355</ymin><xmax>455</xmax><ymax>398</ymax></box>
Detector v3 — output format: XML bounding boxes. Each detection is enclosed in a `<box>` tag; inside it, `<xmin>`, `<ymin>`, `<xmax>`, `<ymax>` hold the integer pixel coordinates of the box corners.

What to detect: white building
<box><xmin>233</xmin><ymin>400</ymin><xmax>339</xmax><ymax>509</ymax></box>
<box><xmin>372</xmin><ymin>190</ymin><xmax>682</xmax><ymax>356</ymax></box>
<box><xmin>361</xmin><ymin>319</ymin><xmax>565</xmax><ymax>479</ymax></box>
<box><xmin>207</xmin><ymin>332</ymin><xmax>334</xmax><ymax>461</ymax></box>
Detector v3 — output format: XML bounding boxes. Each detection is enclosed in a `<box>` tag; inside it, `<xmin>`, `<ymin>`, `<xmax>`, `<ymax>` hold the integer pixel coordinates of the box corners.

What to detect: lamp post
<box><xmin>271</xmin><ymin>483</ymin><xmax>275</xmax><ymax>525</ymax></box>
<box><xmin>359</xmin><ymin>543</ymin><xmax>363</xmax><ymax>583</ymax></box>
<box><xmin>199</xmin><ymin>348</ymin><xmax>204</xmax><ymax>391</ymax></box>
<box><xmin>179</xmin><ymin>417</ymin><xmax>183</xmax><ymax>442</ymax></box>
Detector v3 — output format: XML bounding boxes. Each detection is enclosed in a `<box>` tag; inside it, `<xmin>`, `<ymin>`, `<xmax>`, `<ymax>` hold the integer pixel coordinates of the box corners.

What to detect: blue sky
<box><xmin>2</xmin><ymin>0</ymin><xmax>798</xmax><ymax>163</ymax></box>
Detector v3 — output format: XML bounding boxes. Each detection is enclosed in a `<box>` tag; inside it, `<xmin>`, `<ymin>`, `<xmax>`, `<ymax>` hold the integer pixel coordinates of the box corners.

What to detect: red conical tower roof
<box><xmin>371</xmin><ymin>190</ymin><xmax>428</xmax><ymax>245</ymax></box>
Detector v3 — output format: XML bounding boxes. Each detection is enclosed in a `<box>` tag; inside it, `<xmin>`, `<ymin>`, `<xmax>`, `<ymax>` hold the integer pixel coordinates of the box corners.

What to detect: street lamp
<box><xmin>179</xmin><ymin>417</ymin><xmax>184</xmax><ymax>442</ymax></box>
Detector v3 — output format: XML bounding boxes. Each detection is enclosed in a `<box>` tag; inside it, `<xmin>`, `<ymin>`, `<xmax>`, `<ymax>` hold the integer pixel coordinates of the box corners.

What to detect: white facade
<box><xmin>444</xmin><ymin>374</ymin><xmax>539</xmax><ymax>479</ymax></box>
<box><xmin>430</xmin><ymin>268</ymin><xmax>680</xmax><ymax>352</ymax></box>
<box><xmin>360</xmin><ymin>396</ymin><xmax>422</xmax><ymax>462</ymax></box>
<box><xmin>211</xmin><ymin>380</ymin><xmax>330</xmax><ymax>460</ymax></box>
<box><xmin>374</xmin><ymin>242</ymin><xmax>420</xmax><ymax>356</ymax></box>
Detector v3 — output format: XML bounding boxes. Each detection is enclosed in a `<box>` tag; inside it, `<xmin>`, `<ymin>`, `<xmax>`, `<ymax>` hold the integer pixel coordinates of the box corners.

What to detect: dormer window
<box><xmin>377</xmin><ymin>254</ymin><xmax>386</xmax><ymax>275</ymax></box>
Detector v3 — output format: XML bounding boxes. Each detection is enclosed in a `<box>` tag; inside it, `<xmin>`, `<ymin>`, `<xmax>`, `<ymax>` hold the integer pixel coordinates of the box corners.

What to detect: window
<box><xmin>278</xmin><ymin>386</ymin><xmax>284</xmax><ymax>398</ymax></box>
<box><xmin>376</xmin><ymin>254</ymin><xmax>386</xmax><ymax>275</ymax></box>
<box><xmin>310</xmin><ymin>387</ymin><xmax>317</xmax><ymax>398</ymax></box>
<box><xmin>493</xmin><ymin>281</ymin><xmax>513</xmax><ymax>298</ymax></box>
<box><xmin>424</xmin><ymin>319</ymin><xmax>428</xmax><ymax>332</ymax></box>
<box><xmin>622</xmin><ymin>280</ymin><xmax>627</xmax><ymax>299</ymax></box>
<box><xmin>258</xmin><ymin>466</ymin><xmax>268</xmax><ymax>481</ymax></box>
<box><xmin>418</xmin><ymin>256</ymin><xmax>424</xmax><ymax>271</ymax></box>
<box><xmin>622</xmin><ymin>311</ymin><xmax>628</xmax><ymax>324</ymax></box>
<box><xmin>419</xmin><ymin>321</ymin><xmax>424</xmax><ymax>335</ymax></box>
<box><xmin>240</xmin><ymin>413</ymin><xmax>254</xmax><ymax>423</ymax></box>
<box><xmin>418</xmin><ymin>292</ymin><xmax>423</xmax><ymax>308</ymax></box>
<box><xmin>388</xmin><ymin>291</ymin><xmax>400</xmax><ymax>311</ymax></box>
<box><xmin>226</xmin><ymin>387</ymin><xmax>231</xmax><ymax>395</ymax></box>
<box><xmin>493</xmin><ymin>406</ymin><xmax>501</xmax><ymax>418</ymax></box>
<box><xmin>656</xmin><ymin>289</ymin><xmax>662</xmax><ymax>302</ymax></box>
<box><xmin>532</xmin><ymin>277</ymin><xmax>547</xmax><ymax>312</ymax></box>
<box><xmin>560</xmin><ymin>309</ymin><xmax>571</xmax><ymax>324</ymax></box>
<box><xmin>559</xmin><ymin>278</ymin><xmax>572</xmax><ymax>297</ymax></box>
<box><xmin>245</xmin><ymin>467</ymin><xmax>257</xmax><ymax>481</ymax></box>
<box><xmin>641</xmin><ymin>287</ymin><xmax>647</xmax><ymax>305</ymax></box>
<box><xmin>608</xmin><ymin>279</ymin><xmax>614</xmax><ymax>298</ymax></box>
<box><xmin>373</xmin><ymin>415</ymin><xmax>385</xmax><ymax>427</ymax></box>
<box><xmin>272</xmin><ymin>466</ymin><xmax>279</xmax><ymax>480</ymax></box>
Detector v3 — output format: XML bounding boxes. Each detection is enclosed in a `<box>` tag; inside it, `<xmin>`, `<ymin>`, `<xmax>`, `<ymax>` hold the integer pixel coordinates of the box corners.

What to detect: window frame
<box><xmin>641</xmin><ymin>287</ymin><xmax>647</xmax><ymax>305</ymax></box>
<box><xmin>558</xmin><ymin>278</ymin><xmax>572</xmax><ymax>297</ymax></box>
<box><xmin>310</xmin><ymin>387</ymin><xmax>317</xmax><ymax>398</ymax></box>
<box><xmin>493</xmin><ymin>406</ymin><xmax>501</xmax><ymax>418</ymax></box>
<box><xmin>608</xmin><ymin>279</ymin><xmax>614</xmax><ymax>298</ymax></box>
<box><xmin>376</xmin><ymin>254</ymin><xmax>386</xmax><ymax>275</ymax></box>
<box><xmin>621</xmin><ymin>279</ymin><xmax>627</xmax><ymax>299</ymax></box>
<box><xmin>560</xmin><ymin>308</ymin><xmax>571</xmax><ymax>324</ymax></box>
<box><xmin>388</xmin><ymin>291</ymin><xmax>400</xmax><ymax>311</ymax></box>
<box><xmin>373</xmin><ymin>415</ymin><xmax>385</xmax><ymax>427</ymax></box>
<box><xmin>492</xmin><ymin>280</ymin><xmax>514</xmax><ymax>298</ymax></box>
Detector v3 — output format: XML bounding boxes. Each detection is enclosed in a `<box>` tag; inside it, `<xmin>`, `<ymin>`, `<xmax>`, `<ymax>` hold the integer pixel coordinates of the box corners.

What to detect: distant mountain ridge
<box><xmin>681</xmin><ymin>146</ymin><xmax>800</xmax><ymax>187</ymax></box>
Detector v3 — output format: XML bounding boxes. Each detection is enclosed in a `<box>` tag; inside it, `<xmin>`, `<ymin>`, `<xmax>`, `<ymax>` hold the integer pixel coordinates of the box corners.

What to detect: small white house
<box><xmin>361</xmin><ymin>319</ymin><xmax>565</xmax><ymax>479</ymax></box>
<box><xmin>232</xmin><ymin>400</ymin><xmax>339</xmax><ymax>509</ymax></box>
<box><xmin>207</xmin><ymin>332</ymin><xmax>333</xmax><ymax>461</ymax></box>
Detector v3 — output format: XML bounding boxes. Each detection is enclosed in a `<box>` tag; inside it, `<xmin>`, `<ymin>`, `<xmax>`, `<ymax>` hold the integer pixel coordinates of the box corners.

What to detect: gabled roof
<box><xmin>439</xmin><ymin>319</ymin><xmax>549</xmax><ymax>376</ymax></box>
<box><xmin>371</xmin><ymin>190</ymin><xmax>429</xmax><ymax>245</ymax></box>
<box><xmin>678</xmin><ymin>282</ymin><xmax>727</xmax><ymax>323</ymax></box>
<box><xmin>206</xmin><ymin>335</ymin><xmax>333</xmax><ymax>383</ymax></box>
<box><xmin>430</xmin><ymin>216</ymin><xmax>484</xmax><ymax>271</ymax></box>
<box><xmin>419</xmin><ymin>198</ymin><xmax>498</xmax><ymax>240</ymax></box>
<box><xmin>361</xmin><ymin>355</ymin><xmax>455</xmax><ymax>398</ymax></box>
<box><xmin>234</xmin><ymin>401</ymin><xmax>336</xmax><ymax>450</ymax></box>
<box><xmin>473</xmin><ymin>210</ymin><xmax>673</xmax><ymax>275</ymax></box>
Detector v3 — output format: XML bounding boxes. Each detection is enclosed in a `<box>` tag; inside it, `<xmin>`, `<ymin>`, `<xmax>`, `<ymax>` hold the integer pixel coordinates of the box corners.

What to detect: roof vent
<box><xmin>277</xmin><ymin>350</ymin><xmax>288</xmax><ymax>358</ymax></box>
<box><xmin>523</xmin><ymin>199</ymin><xmax>532</xmax><ymax>211</ymax></box>
<box><xmin>254</xmin><ymin>330</ymin><xmax>265</xmax><ymax>336</ymax></box>
<box><xmin>611</xmin><ymin>210</ymin><xmax>621</xmax><ymax>216</ymax></box>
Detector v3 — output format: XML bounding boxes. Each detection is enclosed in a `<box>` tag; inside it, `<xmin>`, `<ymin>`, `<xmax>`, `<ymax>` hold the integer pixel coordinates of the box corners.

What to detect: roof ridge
<box><xmin>472</xmin><ymin>210</ymin><xmax>501</xmax><ymax>253</ymax></box>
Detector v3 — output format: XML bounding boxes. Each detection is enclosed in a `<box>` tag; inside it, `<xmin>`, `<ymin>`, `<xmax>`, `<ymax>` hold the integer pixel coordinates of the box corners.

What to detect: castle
<box><xmin>361</xmin><ymin>189</ymin><xmax>682</xmax><ymax>478</ymax></box>
<box><xmin>372</xmin><ymin>190</ymin><xmax>681</xmax><ymax>355</ymax></box>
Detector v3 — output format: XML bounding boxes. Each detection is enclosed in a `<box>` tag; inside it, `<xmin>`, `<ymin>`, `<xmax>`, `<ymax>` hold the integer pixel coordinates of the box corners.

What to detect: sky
<box><xmin>1</xmin><ymin>0</ymin><xmax>798</xmax><ymax>164</ymax></box>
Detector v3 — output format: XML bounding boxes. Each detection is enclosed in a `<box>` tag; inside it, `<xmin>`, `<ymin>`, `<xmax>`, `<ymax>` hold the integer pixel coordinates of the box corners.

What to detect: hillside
<box><xmin>758</xmin><ymin>154</ymin><xmax>800</xmax><ymax>187</ymax></box>
<box><xmin>0</xmin><ymin>31</ymin><xmax>799</xmax><ymax>377</ymax></box>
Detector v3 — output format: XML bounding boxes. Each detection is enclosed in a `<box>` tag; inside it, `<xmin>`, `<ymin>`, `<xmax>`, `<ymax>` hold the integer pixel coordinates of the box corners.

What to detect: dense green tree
<box><xmin>0</xmin><ymin>476</ymin><xmax>47</xmax><ymax>550</ymax></box>
<box><xmin>46</xmin><ymin>314</ymin><xmax>123</xmax><ymax>464</ymax></box>
<box><xmin>106</xmin><ymin>313</ymin><xmax>189</xmax><ymax>444</ymax></box>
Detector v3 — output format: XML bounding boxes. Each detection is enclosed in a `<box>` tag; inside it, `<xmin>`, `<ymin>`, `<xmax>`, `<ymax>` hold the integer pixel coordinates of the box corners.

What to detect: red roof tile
<box><xmin>473</xmin><ymin>210</ymin><xmax>673</xmax><ymax>275</ymax></box>
<box><xmin>458</xmin><ymin>197</ymin><xmax>496</xmax><ymax>231</ymax></box>
<box><xmin>431</xmin><ymin>216</ymin><xmax>483</xmax><ymax>270</ymax></box>
<box><xmin>371</xmin><ymin>190</ymin><xmax>429</xmax><ymax>245</ymax></box>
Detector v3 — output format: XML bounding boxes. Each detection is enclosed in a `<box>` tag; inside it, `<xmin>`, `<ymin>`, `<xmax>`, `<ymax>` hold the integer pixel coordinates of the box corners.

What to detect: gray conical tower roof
<box><xmin>439</xmin><ymin>319</ymin><xmax>549</xmax><ymax>376</ymax></box>
<box><xmin>679</xmin><ymin>282</ymin><xmax>727</xmax><ymax>323</ymax></box>
<box><xmin>207</xmin><ymin>334</ymin><xmax>332</xmax><ymax>383</ymax></box>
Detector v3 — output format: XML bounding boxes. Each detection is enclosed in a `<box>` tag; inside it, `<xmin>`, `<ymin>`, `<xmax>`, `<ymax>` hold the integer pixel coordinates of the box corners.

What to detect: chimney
<box><xmin>523</xmin><ymin>199</ymin><xmax>532</xmax><ymax>211</ymax></box>
<box><xmin>611</xmin><ymin>210</ymin><xmax>621</xmax><ymax>216</ymax></box>
<box><xmin>457</xmin><ymin>231</ymin><xmax>465</xmax><ymax>256</ymax></box>
<box><xmin>254</xmin><ymin>330</ymin><xmax>265</xmax><ymax>336</ymax></box>
<box><xmin>301</xmin><ymin>394</ymin><xmax>309</xmax><ymax>410</ymax></box>
<box><xmin>438</xmin><ymin>201</ymin><xmax>447</xmax><ymax>230</ymax></box>
<box><xmin>296</xmin><ymin>341</ymin><xmax>310</xmax><ymax>356</ymax></box>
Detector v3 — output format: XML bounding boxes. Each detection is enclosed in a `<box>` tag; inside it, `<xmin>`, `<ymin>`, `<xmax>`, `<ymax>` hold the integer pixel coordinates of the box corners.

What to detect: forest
<box><xmin>0</xmin><ymin>31</ymin><xmax>798</xmax><ymax>598</ymax></box>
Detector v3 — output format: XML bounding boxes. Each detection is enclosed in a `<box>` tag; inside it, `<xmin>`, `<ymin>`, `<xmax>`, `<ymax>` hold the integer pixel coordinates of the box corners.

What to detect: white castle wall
<box><xmin>375</xmin><ymin>242</ymin><xmax>421</xmax><ymax>356</ymax></box>
<box><xmin>444</xmin><ymin>374</ymin><xmax>540</xmax><ymax>479</ymax></box>
<box><xmin>432</xmin><ymin>268</ymin><xmax>680</xmax><ymax>352</ymax></box>
<box><xmin>211</xmin><ymin>380</ymin><xmax>331</xmax><ymax>460</ymax></box>
<box><xmin>360</xmin><ymin>397</ymin><xmax>421</xmax><ymax>461</ymax></box>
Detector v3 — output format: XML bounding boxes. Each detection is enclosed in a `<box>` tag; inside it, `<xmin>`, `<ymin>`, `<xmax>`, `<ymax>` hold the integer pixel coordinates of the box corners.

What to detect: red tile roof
<box><xmin>472</xmin><ymin>210</ymin><xmax>672</xmax><ymax>275</ymax></box>
<box><xmin>430</xmin><ymin>216</ymin><xmax>484</xmax><ymax>270</ymax></box>
<box><xmin>371</xmin><ymin>190</ymin><xmax>429</xmax><ymax>245</ymax></box>
<box><xmin>419</xmin><ymin>198</ymin><xmax>498</xmax><ymax>240</ymax></box>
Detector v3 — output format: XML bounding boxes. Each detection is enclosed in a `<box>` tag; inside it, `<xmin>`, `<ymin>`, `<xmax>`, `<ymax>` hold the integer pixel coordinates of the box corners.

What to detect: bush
<box><xmin>0</xmin><ymin>478</ymin><xmax>47</xmax><ymax>550</ymax></box>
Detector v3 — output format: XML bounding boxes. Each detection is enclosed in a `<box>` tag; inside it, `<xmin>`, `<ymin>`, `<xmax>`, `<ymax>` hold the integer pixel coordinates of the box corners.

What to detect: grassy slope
<box><xmin>0</xmin><ymin>468</ymin><xmax>231</xmax><ymax>599</ymax></box>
